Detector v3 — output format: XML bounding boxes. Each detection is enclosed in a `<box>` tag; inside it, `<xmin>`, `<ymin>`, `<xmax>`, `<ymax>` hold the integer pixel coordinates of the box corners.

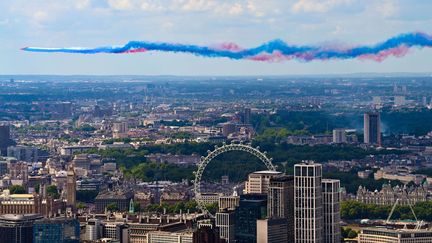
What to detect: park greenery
<box><xmin>9</xmin><ymin>185</ymin><xmax>26</xmax><ymax>194</ymax></box>
<box><xmin>46</xmin><ymin>185</ymin><xmax>60</xmax><ymax>199</ymax></box>
<box><xmin>85</xmin><ymin>140</ymin><xmax>406</xmax><ymax>183</ymax></box>
<box><xmin>120</xmin><ymin>162</ymin><xmax>195</xmax><ymax>182</ymax></box>
<box><xmin>341</xmin><ymin>227</ymin><xmax>358</xmax><ymax>240</ymax></box>
<box><xmin>341</xmin><ymin>200</ymin><xmax>432</xmax><ymax>221</ymax></box>
<box><xmin>252</xmin><ymin>109</ymin><xmax>432</xmax><ymax>136</ymax></box>
<box><xmin>106</xmin><ymin>202</ymin><xmax>119</xmax><ymax>211</ymax></box>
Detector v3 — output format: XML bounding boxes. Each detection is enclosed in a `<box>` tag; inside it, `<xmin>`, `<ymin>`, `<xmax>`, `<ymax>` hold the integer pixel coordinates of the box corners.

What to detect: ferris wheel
<box><xmin>193</xmin><ymin>142</ymin><xmax>276</xmax><ymax>217</ymax></box>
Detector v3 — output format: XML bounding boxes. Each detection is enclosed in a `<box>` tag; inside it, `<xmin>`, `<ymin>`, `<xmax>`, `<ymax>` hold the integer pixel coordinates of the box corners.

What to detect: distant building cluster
<box><xmin>356</xmin><ymin>183</ymin><xmax>428</xmax><ymax>205</ymax></box>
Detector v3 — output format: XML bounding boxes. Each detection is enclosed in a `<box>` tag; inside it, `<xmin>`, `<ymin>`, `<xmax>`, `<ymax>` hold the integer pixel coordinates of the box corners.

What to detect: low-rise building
<box><xmin>359</xmin><ymin>227</ymin><xmax>432</xmax><ymax>243</ymax></box>
<box><xmin>95</xmin><ymin>190</ymin><xmax>134</xmax><ymax>213</ymax></box>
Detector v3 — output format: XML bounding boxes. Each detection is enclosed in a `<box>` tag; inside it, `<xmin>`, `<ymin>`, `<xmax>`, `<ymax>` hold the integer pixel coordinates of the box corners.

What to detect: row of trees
<box><xmin>341</xmin><ymin>200</ymin><xmax>432</xmax><ymax>221</ymax></box>
<box><xmin>120</xmin><ymin>162</ymin><xmax>195</xmax><ymax>182</ymax></box>
<box><xmin>8</xmin><ymin>185</ymin><xmax>59</xmax><ymax>199</ymax></box>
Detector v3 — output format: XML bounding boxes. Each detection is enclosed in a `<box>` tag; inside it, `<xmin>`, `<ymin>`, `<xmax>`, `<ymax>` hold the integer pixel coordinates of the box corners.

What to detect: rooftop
<box><xmin>252</xmin><ymin>170</ymin><xmax>282</xmax><ymax>175</ymax></box>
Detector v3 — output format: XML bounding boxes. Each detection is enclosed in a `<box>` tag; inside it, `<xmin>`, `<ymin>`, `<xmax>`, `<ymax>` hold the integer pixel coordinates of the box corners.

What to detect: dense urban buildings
<box><xmin>0</xmin><ymin>75</ymin><xmax>432</xmax><ymax>242</ymax></box>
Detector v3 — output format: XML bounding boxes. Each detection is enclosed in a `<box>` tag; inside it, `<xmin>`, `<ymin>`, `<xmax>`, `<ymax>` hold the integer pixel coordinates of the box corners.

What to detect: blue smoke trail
<box><xmin>22</xmin><ymin>32</ymin><xmax>432</xmax><ymax>62</ymax></box>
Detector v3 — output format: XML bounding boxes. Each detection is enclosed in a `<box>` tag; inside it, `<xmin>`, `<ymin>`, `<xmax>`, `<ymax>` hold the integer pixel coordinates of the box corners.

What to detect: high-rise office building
<box><xmin>294</xmin><ymin>162</ymin><xmax>323</xmax><ymax>243</ymax></box>
<box><xmin>364</xmin><ymin>112</ymin><xmax>381</xmax><ymax>146</ymax></box>
<box><xmin>244</xmin><ymin>171</ymin><xmax>282</xmax><ymax>194</ymax></box>
<box><xmin>216</xmin><ymin>210</ymin><xmax>236</xmax><ymax>243</ymax></box>
<box><xmin>85</xmin><ymin>218</ymin><xmax>101</xmax><ymax>241</ymax></box>
<box><xmin>66</xmin><ymin>165</ymin><xmax>76</xmax><ymax>208</ymax></box>
<box><xmin>332</xmin><ymin>129</ymin><xmax>347</xmax><ymax>144</ymax></box>
<box><xmin>257</xmin><ymin>218</ymin><xmax>289</xmax><ymax>243</ymax></box>
<box><xmin>268</xmin><ymin>175</ymin><xmax>294</xmax><ymax>242</ymax></box>
<box><xmin>33</xmin><ymin>218</ymin><xmax>80</xmax><ymax>243</ymax></box>
<box><xmin>243</xmin><ymin>108</ymin><xmax>251</xmax><ymax>124</ymax></box>
<box><xmin>0</xmin><ymin>214</ymin><xmax>43</xmax><ymax>243</ymax></box>
<box><xmin>0</xmin><ymin>161</ymin><xmax>8</xmax><ymax>176</ymax></box>
<box><xmin>235</xmin><ymin>194</ymin><xmax>267</xmax><ymax>243</ymax></box>
<box><xmin>7</xmin><ymin>145</ymin><xmax>38</xmax><ymax>162</ymax></box>
<box><xmin>0</xmin><ymin>125</ymin><xmax>13</xmax><ymax>156</ymax></box>
<box><xmin>322</xmin><ymin>179</ymin><xmax>341</xmax><ymax>243</ymax></box>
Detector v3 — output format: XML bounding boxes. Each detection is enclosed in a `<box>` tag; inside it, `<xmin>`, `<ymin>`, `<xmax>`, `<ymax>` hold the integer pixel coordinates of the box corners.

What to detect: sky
<box><xmin>1</xmin><ymin>0</ymin><xmax>432</xmax><ymax>75</ymax></box>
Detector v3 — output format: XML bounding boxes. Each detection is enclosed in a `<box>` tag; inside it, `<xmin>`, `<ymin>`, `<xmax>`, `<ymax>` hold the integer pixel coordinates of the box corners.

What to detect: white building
<box><xmin>244</xmin><ymin>170</ymin><xmax>282</xmax><ymax>194</ymax></box>
<box><xmin>146</xmin><ymin>231</ymin><xmax>193</xmax><ymax>243</ymax></box>
<box><xmin>332</xmin><ymin>129</ymin><xmax>347</xmax><ymax>144</ymax></box>
<box><xmin>294</xmin><ymin>162</ymin><xmax>323</xmax><ymax>243</ymax></box>
<box><xmin>85</xmin><ymin>218</ymin><xmax>101</xmax><ymax>241</ymax></box>
<box><xmin>322</xmin><ymin>179</ymin><xmax>341</xmax><ymax>243</ymax></box>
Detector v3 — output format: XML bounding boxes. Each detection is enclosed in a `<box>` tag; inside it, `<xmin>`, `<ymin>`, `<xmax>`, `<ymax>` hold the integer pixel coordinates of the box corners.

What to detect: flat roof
<box><xmin>252</xmin><ymin>170</ymin><xmax>282</xmax><ymax>174</ymax></box>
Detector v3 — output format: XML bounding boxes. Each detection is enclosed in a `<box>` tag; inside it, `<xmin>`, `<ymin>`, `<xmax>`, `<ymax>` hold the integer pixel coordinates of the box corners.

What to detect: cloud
<box><xmin>228</xmin><ymin>3</ymin><xmax>243</xmax><ymax>15</ymax></box>
<box><xmin>375</xmin><ymin>0</ymin><xmax>398</xmax><ymax>17</ymax></box>
<box><xmin>292</xmin><ymin>0</ymin><xmax>353</xmax><ymax>13</ymax></box>
<box><xmin>141</xmin><ymin>0</ymin><xmax>164</xmax><ymax>11</ymax></box>
<box><xmin>107</xmin><ymin>0</ymin><xmax>133</xmax><ymax>10</ymax></box>
<box><xmin>33</xmin><ymin>10</ymin><xmax>49</xmax><ymax>22</ymax></box>
<box><xmin>75</xmin><ymin>0</ymin><xmax>91</xmax><ymax>9</ymax></box>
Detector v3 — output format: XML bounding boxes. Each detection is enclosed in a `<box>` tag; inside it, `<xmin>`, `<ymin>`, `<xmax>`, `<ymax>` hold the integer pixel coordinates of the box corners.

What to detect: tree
<box><xmin>347</xmin><ymin>230</ymin><xmax>358</xmax><ymax>239</ymax></box>
<box><xmin>9</xmin><ymin>185</ymin><xmax>26</xmax><ymax>194</ymax></box>
<box><xmin>133</xmin><ymin>202</ymin><xmax>141</xmax><ymax>212</ymax></box>
<box><xmin>46</xmin><ymin>185</ymin><xmax>60</xmax><ymax>199</ymax></box>
<box><xmin>77</xmin><ymin>202</ymin><xmax>86</xmax><ymax>209</ymax></box>
<box><xmin>107</xmin><ymin>202</ymin><xmax>118</xmax><ymax>211</ymax></box>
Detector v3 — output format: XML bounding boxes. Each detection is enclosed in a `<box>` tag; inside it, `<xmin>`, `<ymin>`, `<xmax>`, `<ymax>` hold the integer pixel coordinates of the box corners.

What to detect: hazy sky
<box><xmin>1</xmin><ymin>0</ymin><xmax>432</xmax><ymax>75</ymax></box>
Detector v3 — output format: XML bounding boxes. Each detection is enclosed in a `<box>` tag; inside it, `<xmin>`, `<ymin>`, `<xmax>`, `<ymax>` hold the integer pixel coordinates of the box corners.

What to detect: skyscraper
<box><xmin>216</xmin><ymin>210</ymin><xmax>235</xmax><ymax>243</ymax></box>
<box><xmin>332</xmin><ymin>129</ymin><xmax>347</xmax><ymax>144</ymax></box>
<box><xmin>364</xmin><ymin>112</ymin><xmax>381</xmax><ymax>146</ymax></box>
<box><xmin>322</xmin><ymin>179</ymin><xmax>341</xmax><ymax>243</ymax></box>
<box><xmin>235</xmin><ymin>194</ymin><xmax>267</xmax><ymax>243</ymax></box>
<box><xmin>0</xmin><ymin>214</ymin><xmax>43</xmax><ymax>243</ymax></box>
<box><xmin>256</xmin><ymin>218</ymin><xmax>289</xmax><ymax>243</ymax></box>
<box><xmin>267</xmin><ymin>175</ymin><xmax>294</xmax><ymax>242</ymax></box>
<box><xmin>243</xmin><ymin>108</ymin><xmax>251</xmax><ymax>124</ymax></box>
<box><xmin>294</xmin><ymin>162</ymin><xmax>323</xmax><ymax>243</ymax></box>
<box><xmin>0</xmin><ymin>125</ymin><xmax>13</xmax><ymax>156</ymax></box>
<box><xmin>66</xmin><ymin>165</ymin><xmax>76</xmax><ymax>208</ymax></box>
